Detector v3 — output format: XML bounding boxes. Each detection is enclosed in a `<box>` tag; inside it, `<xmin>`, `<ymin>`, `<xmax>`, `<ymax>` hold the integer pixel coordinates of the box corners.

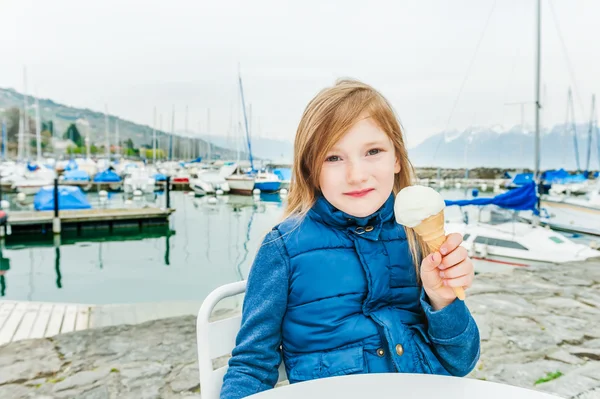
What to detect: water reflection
<box><xmin>0</xmin><ymin>227</ymin><xmax>173</xmax><ymax>298</ymax></box>
<box><xmin>0</xmin><ymin>248</ymin><xmax>9</xmax><ymax>296</ymax></box>
<box><xmin>55</xmin><ymin>245</ymin><xmax>62</xmax><ymax>289</ymax></box>
<box><xmin>0</xmin><ymin>192</ymin><xmax>286</xmax><ymax>304</ymax></box>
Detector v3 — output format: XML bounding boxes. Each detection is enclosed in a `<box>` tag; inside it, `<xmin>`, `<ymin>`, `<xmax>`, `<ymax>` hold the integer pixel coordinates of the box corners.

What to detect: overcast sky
<box><xmin>1</xmin><ymin>0</ymin><xmax>598</xmax><ymax>147</ymax></box>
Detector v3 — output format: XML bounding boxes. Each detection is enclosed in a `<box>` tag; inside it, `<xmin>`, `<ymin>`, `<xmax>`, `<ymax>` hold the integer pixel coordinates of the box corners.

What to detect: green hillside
<box><xmin>0</xmin><ymin>87</ymin><xmax>240</xmax><ymax>160</ymax></box>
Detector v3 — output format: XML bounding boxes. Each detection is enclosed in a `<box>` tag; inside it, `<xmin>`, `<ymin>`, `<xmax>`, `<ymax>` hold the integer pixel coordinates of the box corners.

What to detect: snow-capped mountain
<box><xmin>408</xmin><ymin>124</ymin><xmax>600</xmax><ymax>170</ymax></box>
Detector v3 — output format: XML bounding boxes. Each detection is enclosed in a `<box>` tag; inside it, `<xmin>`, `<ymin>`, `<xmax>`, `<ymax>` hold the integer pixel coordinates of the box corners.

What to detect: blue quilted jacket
<box><xmin>220</xmin><ymin>194</ymin><xmax>480</xmax><ymax>399</ymax></box>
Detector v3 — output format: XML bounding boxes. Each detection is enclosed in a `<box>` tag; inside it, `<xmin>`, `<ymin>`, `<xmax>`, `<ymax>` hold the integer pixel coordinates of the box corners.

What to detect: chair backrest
<box><xmin>196</xmin><ymin>280</ymin><xmax>287</xmax><ymax>399</ymax></box>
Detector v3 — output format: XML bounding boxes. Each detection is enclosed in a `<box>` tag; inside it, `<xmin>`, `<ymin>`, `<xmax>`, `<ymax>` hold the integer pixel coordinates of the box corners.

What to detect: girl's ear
<box><xmin>394</xmin><ymin>157</ymin><xmax>401</xmax><ymax>174</ymax></box>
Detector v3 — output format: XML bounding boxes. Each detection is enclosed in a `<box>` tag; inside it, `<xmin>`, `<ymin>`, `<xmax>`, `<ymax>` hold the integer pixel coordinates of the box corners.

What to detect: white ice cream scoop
<box><xmin>394</xmin><ymin>185</ymin><xmax>445</xmax><ymax>227</ymax></box>
<box><xmin>394</xmin><ymin>185</ymin><xmax>465</xmax><ymax>301</ymax></box>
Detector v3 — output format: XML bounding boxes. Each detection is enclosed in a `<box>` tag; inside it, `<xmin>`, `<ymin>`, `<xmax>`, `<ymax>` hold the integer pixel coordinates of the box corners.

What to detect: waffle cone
<box><xmin>413</xmin><ymin>210</ymin><xmax>466</xmax><ymax>301</ymax></box>
<box><xmin>413</xmin><ymin>211</ymin><xmax>446</xmax><ymax>252</ymax></box>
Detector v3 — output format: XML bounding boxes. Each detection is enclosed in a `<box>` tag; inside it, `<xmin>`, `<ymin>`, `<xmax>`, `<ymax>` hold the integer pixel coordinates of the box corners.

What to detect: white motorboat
<box><xmin>446</xmin><ymin>216</ymin><xmax>600</xmax><ymax>267</ymax></box>
<box><xmin>123</xmin><ymin>168</ymin><xmax>156</xmax><ymax>195</ymax></box>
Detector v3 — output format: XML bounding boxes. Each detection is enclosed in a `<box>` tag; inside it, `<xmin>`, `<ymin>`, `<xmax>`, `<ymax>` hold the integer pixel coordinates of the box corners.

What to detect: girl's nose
<box><xmin>346</xmin><ymin>160</ymin><xmax>368</xmax><ymax>184</ymax></box>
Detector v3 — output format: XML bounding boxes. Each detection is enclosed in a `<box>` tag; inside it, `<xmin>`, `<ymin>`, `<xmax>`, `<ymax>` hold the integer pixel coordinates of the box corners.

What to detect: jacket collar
<box><xmin>309</xmin><ymin>193</ymin><xmax>396</xmax><ymax>240</ymax></box>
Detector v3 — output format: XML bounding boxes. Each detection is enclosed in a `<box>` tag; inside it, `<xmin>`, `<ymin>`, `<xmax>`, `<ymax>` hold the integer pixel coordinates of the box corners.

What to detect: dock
<box><xmin>0</xmin><ymin>299</ymin><xmax>204</xmax><ymax>345</ymax></box>
<box><xmin>5</xmin><ymin>207</ymin><xmax>174</xmax><ymax>236</ymax></box>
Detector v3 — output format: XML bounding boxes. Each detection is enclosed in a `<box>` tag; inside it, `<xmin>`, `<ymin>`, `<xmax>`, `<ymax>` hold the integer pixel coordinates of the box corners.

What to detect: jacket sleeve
<box><xmin>220</xmin><ymin>229</ymin><xmax>290</xmax><ymax>399</ymax></box>
<box><xmin>420</xmin><ymin>290</ymin><xmax>481</xmax><ymax>376</ymax></box>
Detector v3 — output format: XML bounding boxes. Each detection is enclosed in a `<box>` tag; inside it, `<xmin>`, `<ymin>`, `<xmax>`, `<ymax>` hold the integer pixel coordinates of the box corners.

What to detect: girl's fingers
<box><xmin>439</xmin><ymin>259</ymin><xmax>472</xmax><ymax>279</ymax></box>
<box><xmin>443</xmin><ymin>273</ymin><xmax>474</xmax><ymax>289</ymax></box>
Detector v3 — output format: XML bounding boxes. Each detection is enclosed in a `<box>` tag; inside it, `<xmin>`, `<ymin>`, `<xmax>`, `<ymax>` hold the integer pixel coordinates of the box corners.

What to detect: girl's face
<box><xmin>319</xmin><ymin>116</ymin><xmax>400</xmax><ymax>218</ymax></box>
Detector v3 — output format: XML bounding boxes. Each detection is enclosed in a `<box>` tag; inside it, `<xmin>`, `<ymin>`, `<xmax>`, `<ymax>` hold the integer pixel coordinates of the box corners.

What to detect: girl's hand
<box><xmin>420</xmin><ymin>233</ymin><xmax>474</xmax><ymax>310</ymax></box>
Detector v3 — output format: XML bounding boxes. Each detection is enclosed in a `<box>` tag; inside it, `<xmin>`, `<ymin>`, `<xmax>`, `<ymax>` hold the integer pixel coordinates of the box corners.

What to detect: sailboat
<box><xmin>528</xmin><ymin>95</ymin><xmax>600</xmax><ymax>235</ymax></box>
<box><xmin>446</xmin><ymin>0</ymin><xmax>600</xmax><ymax>267</ymax></box>
<box><xmin>445</xmin><ymin>183</ymin><xmax>600</xmax><ymax>267</ymax></box>
<box><xmin>225</xmin><ymin>72</ymin><xmax>257</xmax><ymax>195</ymax></box>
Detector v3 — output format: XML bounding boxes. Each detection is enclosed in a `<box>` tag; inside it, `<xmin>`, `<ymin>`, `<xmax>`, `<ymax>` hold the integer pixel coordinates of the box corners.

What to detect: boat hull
<box><xmin>226</xmin><ymin>175</ymin><xmax>255</xmax><ymax>195</ymax></box>
<box><xmin>254</xmin><ymin>181</ymin><xmax>281</xmax><ymax>193</ymax></box>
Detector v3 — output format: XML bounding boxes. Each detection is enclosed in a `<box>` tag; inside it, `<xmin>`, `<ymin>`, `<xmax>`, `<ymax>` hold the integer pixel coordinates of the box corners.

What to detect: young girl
<box><xmin>220</xmin><ymin>79</ymin><xmax>480</xmax><ymax>399</ymax></box>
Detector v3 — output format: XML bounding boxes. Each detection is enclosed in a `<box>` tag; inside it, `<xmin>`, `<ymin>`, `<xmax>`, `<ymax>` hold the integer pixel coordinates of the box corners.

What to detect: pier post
<box><xmin>53</xmin><ymin>178</ymin><xmax>61</xmax><ymax>234</ymax></box>
<box><xmin>0</xmin><ymin>173</ymin><xmax>4</xmax><ymax>238</ymax></box>
<box><xmin>166</xmin><ymin>176</ymin><xmax>171</xmax><ymax>209</ymax></box>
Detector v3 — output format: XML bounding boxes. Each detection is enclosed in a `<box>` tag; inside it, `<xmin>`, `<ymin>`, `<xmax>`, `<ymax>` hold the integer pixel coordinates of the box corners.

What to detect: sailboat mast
<box><xmin>104</xmin><ymin>105</ymin><xmax>110</xmax><ymax>161</ymax></box>
<box><xmin>198</xmin><ymin>120</ymin><xmax>202</xmax><ymax>161</ymax></box>
<box><xmin>207</xmin><ymin>108</ymin><xmax>211</xmax><ymax>161</ymax></box>
<box><xmin>534</xmin><ymin>0</ymin><xmax>542</xmax><ymax>214</ymax></box>
<box><xmin>184</xmin><ymin>105</ymin><xmax>189</xmax><ymax>161</ymax></box>
<box><xmin>17</xmin><ymin>112</ymin><xmax>23</xmax><ymax>161</ymax></box>
<box><xmin>23</xmin><ymin>67</ymin><xmax>30</xmax><ymax>161</ymax></box>
<box><xmin>115</xmin><ymin>119</ymin><xmax>120</xmax><ymax>161</ymax></box>
<box><xmin>152</xmin><ymin>107</ymin><xmax>157</xmax><ymax>164</ymax></box>
<box><xmin>169</xmin><ymin>106</ymin><xmax>174</xmax><ymax>161</ymax></box>
<box><xmin>238</xmin><ymin>71</ymin><xmax>254</xmax><ymax>171</ymax></box>
<box><xmin>35</xmin><ymin>97</ymin><xmax>42</xmax><ymax>162</ymax></box>
<box><xmin>587</xmin><ymin>94</ymin><xmax>596</xmax><ymax>173</ymax></box>
<box><xmin>534</xmin><ymin>0</ymin><xmax>541</xmax><ymax>182</ymax></box>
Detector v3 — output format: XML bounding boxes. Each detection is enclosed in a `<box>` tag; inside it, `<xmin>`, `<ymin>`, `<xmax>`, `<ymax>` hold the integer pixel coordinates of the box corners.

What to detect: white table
<box><xmin>247</xmin><ymin>374</ymin><xmax>563</xmax><ymax>399</ymax></box>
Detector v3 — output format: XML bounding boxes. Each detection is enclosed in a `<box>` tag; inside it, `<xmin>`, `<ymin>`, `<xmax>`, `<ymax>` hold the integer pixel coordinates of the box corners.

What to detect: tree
<box><xmin>145</xmin><ymin>149</ymin><xmax>165</xmax><ymax>159</ymax></box>
<box><xmin>63</xmin><ymin>123</ymin><xmax>83</xmax><ymax>146</ymax></box>
<box><xmin>125</xmin><ymin>138</ymin><xmax>134</xmax><ymax>150</ymax></box>
<box><xmin>4</xmin><ymin>107</ymin><xmax>21</xmax><ymax>142</ymax></box>
<box><xmin>42</xmin><ymin>120</ymin><xmax>54</xmax><ymax>136</ymax></box>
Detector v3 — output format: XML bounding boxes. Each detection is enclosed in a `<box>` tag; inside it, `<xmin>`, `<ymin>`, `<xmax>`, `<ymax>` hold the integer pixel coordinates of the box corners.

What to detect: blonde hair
<box><xmin>284</xmin><ymin>78</ymin><xmax>431</xmax><ymax>274</ymax></box>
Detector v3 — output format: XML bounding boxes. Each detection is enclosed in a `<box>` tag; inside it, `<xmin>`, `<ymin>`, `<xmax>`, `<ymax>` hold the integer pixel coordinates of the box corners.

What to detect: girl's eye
<box><xmin>367</xmin><ymin>148</ymin><xmax>382</xmax><ymax>156</ymax></box>
<box><xmin>325</xmin><ymin>155</ymin><xmax>341</xmax><ymax>162</ymax></box>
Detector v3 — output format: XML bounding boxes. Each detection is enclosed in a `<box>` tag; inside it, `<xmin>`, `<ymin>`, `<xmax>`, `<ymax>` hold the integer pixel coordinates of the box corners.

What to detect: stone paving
<box><xmin>1</xmin><ymin>258</ymin><xmax>599</xmax><ymax>398</ymax></box>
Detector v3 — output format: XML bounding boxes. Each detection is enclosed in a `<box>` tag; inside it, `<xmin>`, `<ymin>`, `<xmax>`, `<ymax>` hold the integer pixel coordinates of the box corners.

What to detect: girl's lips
<box><xmin>344</xmin><ymin>188</ymin><xmax>374</xmax><ymax>198</ymax></box>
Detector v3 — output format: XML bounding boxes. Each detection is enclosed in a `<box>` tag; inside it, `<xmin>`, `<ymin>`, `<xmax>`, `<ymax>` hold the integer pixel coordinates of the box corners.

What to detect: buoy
<box><xmin>133</xmin><ymin>189</ymin><xmax>143</xmax><ymax>196</ymax></box>
<box><xmin>280</xmin><ymin>188</ymin><xmax>288</xmax><ymax>195</ymax></box>
<box><xmin>187</xmin><ymin>191</ymin><xmax>195</xmax><ymax>197</ymax></box>
<box><xmin>99</xmin><ymin>190</ymin><xmax>108</xmax><ymax>197</ymax></box>
<box><xmin>481</xmin><ymin>183</ymin><xmax>488</xmax><ymax>191</ymax></box>
<box><xmin>253</xmin><ymin>188</ymin><xmax>261</xmax><ymax>195</ymax></box>
<box><xmin>124</xmin><ymin>199</ymin><xmax>133</xmax><ymax>206</ymax></box>
<box><xmin>472</xmin><ymin>189</ymin><xmax>479</xmax><ymax>197</ymax></box>
<box><xmin>455</xmin><ymin>182</ymin><xmax>462</xmax><ymax>189</ymax></box>
<box><xmin>0</xmin><ymin>200</ymin><xmax>9</xmax><ymax>209</ymax></box>
<box><xmin>16</xmin><ymin>192</ymin><xmax>26</xmax><ymax>202</ymax></box>
<box><xmin>216</xmin><ymin>189</ymin><xmax>224</xmax><ymax>196</ymax></box>
<box><xmin>208</xmin><ymin>197</ymin><xmax>218</xmax><ymax>204</ymax></box>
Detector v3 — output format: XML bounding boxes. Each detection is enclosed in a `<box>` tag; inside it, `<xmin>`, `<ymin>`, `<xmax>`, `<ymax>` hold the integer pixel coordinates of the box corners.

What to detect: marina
<box><xmin>1</xmin><ymin>1</ymin><xmax>600</xmax><ymax>397</ymax></box>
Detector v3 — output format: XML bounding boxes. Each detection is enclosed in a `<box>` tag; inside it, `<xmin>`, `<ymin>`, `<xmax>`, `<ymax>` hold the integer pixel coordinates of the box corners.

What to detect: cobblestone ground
<box><xmin>1</xmin><ymin>258</ymin><xmax>599</xmax><ymax>398</ymax></box>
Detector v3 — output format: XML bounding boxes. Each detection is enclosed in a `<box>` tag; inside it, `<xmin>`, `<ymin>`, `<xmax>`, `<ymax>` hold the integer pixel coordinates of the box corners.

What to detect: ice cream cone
<box><xmin>414</xmin><ymin>210</ymin><xmax>466</xmax><ymax>301</ymax></box>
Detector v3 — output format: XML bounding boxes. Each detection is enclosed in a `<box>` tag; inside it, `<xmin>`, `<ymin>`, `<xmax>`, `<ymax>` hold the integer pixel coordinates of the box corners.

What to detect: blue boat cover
<box><xmin>63</xmin><ymin>170</ymin><xmax>90</xmax><ymax>182</ymax></box>
<box><xmin>64</xmin><ymin>160</ymin><xmax>78</xmax><ymax>171</ymax></box>
<box><xmin>154</xmin><ymin>173</ymin><xmax>167</xmax><ymax>181</ymax></box>
<box><xmin>34</xmin><ymin>186</ymin><xmax>92</xmax><ymax>211</ymax></box>
<box><xmin>445</xmin><ymin>181</ymin><xmax>538</xmax><ymax>213</ymax></box>
<box><xmin>27</xmin><ymin>162</ymin><xmax>39</xmax><ymax>172</ymax></box>
<box><xmin>542</xmin><ymin>168</ymin><xmax>587</xmax><ymax>184</ymax></box>
<box><xmin>93</xmin><ymin>169</ymin><xmax>121</xmax><ymax>183</ymax></box>
<box><xmin>511</xmin><ymin>173</ymin><xmax>534</xmax><ymax>186</ymax></box>
<box><xmin>273</xmin><ymin>168</ymin><xmax>292</xmax><ymax>181</ymax></box>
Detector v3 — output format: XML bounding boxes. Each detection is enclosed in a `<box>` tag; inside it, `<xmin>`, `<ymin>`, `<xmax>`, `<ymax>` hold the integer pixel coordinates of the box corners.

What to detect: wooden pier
<box><xmin>4</xmin><ymin>207</ymin><xmax>175</xmax><ymax>236</ymax></box>
<box><xmin>0</xmin><ymin>299</ymin><xmax>205</xmax><ymax>345</ymax></box>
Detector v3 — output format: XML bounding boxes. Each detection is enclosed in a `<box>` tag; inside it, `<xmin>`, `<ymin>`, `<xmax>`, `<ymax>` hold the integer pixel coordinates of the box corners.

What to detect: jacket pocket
<box><xmin>287</xmin><ymin>345</ymin><xmax>365</xmax><ymax>382</ymax></box>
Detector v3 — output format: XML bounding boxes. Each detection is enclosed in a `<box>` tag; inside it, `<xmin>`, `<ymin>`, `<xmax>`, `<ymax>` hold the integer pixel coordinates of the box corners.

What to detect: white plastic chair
<box><xmin>197</xmin><ymin>280</ymin><xmax>287</xmax><ymax>399</ymax></box>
